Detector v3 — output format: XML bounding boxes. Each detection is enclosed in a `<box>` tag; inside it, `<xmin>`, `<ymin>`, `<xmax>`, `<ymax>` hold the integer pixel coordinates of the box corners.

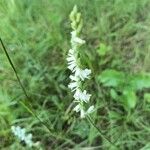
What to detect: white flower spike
<box><xmin>11</xmin><ymin>126</ymin><xmax>39</xmax><ymax>148</ymax></box>
<box><xmin>67</xmin><ymin>5</ymin><xmax>94</xmax><ymax>118</ymax></box>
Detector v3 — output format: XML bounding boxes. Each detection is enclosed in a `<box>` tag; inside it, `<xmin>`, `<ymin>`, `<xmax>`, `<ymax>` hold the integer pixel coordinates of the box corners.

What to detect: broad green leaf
<box><xmin>123</xmin><ymin>90</ymin><xmax>137</xmax><ymax>109</ymax></box>
<box><xmin>98</xmin><ymin>69</ymin><xmax>125</xmax><ymax>87</ymax></box>
<box><xmin>129</xmin><ymin>74</ymin><xmax>150</xmax><ymax>90</ymax></box>
<box><xmin>110</xmin><ymin>89</ymin><xmax>118</xmax><ymax>100</ymax></box>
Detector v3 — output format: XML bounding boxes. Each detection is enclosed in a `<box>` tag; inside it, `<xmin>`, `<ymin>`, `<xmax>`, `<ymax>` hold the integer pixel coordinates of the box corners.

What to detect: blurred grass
<box><xmin>0</xmin><ymin>0</ymin><xmax>150</xmax><ymax>149</ymax></box>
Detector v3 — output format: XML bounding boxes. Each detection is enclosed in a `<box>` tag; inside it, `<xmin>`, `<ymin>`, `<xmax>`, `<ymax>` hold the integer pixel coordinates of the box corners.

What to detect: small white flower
<box><xmin>73</xmin><ymin>104</ymin><xmax>86</xmax><ymax>118</ymax></box>
<box><xmin>71</xmin><ymin>31</ymin><xmax>85</xmax><ymax>45</ymax></box>
<box><xmin>25</xmin><ymin>134</ymin><xmax>33</xmax><ymax>147</ymax></box>
<box><xmin>67</xmin><ymin>55</ymin><xmax>76</xmax><ymax>62</ymax></box>
<box><xmin>71</xmin><ymin>31</ymin><xmax>77</xmax><ymax>38</ymax></box>
<box><xmin>73</xmin><ymin>104</ymin><xmax>81</xmax><ymax>112</ymax></box>
<box><xmin>73</xmin><ymin>89</ymin><xmax>81</xmax><ymax>100</ymax></box>
<box><xmin>80</xmin><ymin>109</ymin><xmax>86</xmax><ymax>118</ymax></box>
<box><xmin>81</xmin><ymin>105</ymin><xmax>94</xmax><ymax>118</ymax></box>
<box><xmin>74</xmin><ymin>37</ymin><xmax>85</xmax><ymax>45</ymax></box>
<box><xmin>73</xmin><ymin>104</ymin><xmax>94</xmax><ymax>118</ymax></box>
<box><xmin>74</xmin><ymin>89</ymin><xmax>91</xmax><ymax>102</ymax></box>
<box><xmin>67</xmin><ymin>49</ymin><xmax>78</xmax><ymax>72</ymax></box>
<box><xmin>86</xmin><ymin>105</ymin><xmax>94</xmax><ymax>114</ymax></box>
<box><xmin>69</xmin><ymin>75</ymin><xmax>78</xmax><ymax>81</ymax></box>
<box><xmin>67</xmin><ymin>62</ymin><xmax>77</xmax><ymax>71</ymax></box>
<box><xmin>68</xmin><ymin>81</ymin><xmax>78</xmax><ymax>91</ymax></box>
<box><xmin>19</xmin><ymin>128</ymin><xmax>26</xmax><ymax>141</ymax></box>
<box><xmin>11</xmin><ymin>126</ymin><xmax>35</xmax><ymax>148</ymax></box>
<box><xmin>81</xmin><ymin>90</ymin><xmax>91</xmax><ymax>102</ymax></box>
<box><xmin>68</xmin><ymin>48</ymin><xmax>75</xmax><ymax>55</ymax></box>
<box><xmin>67</xmin><ymin>49</ymin><xmax>75</xmax><ymax>60</ymax></box>
<box><xmin>75</xmin><ymin>68</ymin><xmax>91</xmax><ymax>81</ymax></box>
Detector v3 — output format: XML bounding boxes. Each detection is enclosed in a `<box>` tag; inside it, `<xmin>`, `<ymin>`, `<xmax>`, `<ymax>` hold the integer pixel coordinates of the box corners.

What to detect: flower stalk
<box><xmin>67</xmin><ymin>5</ymin><xmax>94</xmax><ymax>118</ymax></box>
<box><xmin>67</xmin><ymin>6</ymin><xmax>118</xmax><ymax>149</ymax></box>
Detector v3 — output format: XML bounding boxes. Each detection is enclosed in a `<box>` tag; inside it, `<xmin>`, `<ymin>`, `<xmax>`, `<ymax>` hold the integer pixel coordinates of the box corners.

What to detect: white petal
<box><xmin>67</xmin><ymin>60</ymin><xmax>76</xmax><ymax>65</ymax></box>
<box><xmin>82</xmin><ymin>90</ymin><xmax>91</xmax><ymax>102</ymax></box>
<box><xmin>67</xmin><ymin>56</ymin><xmax>75</xmax><ymax>62</ymax></box>
<box><xmin>73</xmin><ymin>89</ymin><xmax>81</xmax><ymax>100</ymax></box>
<box><xmin>25</xmin><ymin>134</ymin><xmax>33</xmax><ymax>147</ymax></box>
<box><xmin>69</xmin><ymin>75</ymin><xmax>78</xmax><ymax>81</ymax></box>
<box><xmin>68</xmin><ymin>82</ymin><xmax>78</xmax><ymax>90</ymax></box>
<box><xmin>20</xmin><ymin>128</ymin><xmax>26</xmax><ymax>140</ymax></box>
<box><xmin>80</xmin><ymin>109</ymin><xmax>86</xmax><ymax>118</ymax></box>
<box><xmin>71</xmin><ymin>31</ymin><xmax>77</xmax><ymax>37</ymax></box>
<box><xmin>75</xmin><ymin>68</ymin><xmax>91</xmax><ymax>81</ymax></box>
<box><xmin>68</xmin><ymin>49</ymin><xmax>75</xmax><ymax>54</ymax></box>
<box><xmin>80</xmin><ymin>69</ymin><xmax>91</xmax><ymax>80</ymax></box>
<box><xmin>73</xmin><ymin>89</ymin><xmax>91</xmax><ymax>102</ymax></box>
<box><xmin>73</xmin><ymin>104</ymin><xmax>80</xmax><ymax>112</ymax></box>
<box><xmin>74</xmin><ymin>37</ymin><xmax>85</xmax><ymax>45</ymax></box>
<box><xmin>75</xmin><ymin>68</ymin><xmax>81</xmax><ymax>77</ymax></box>
<box><xmin>87</xmin><ymin>105</ymin><xmax>94</xmax><ymax>114</ymax></box>
<box><xmin>83</xmin><ymin>69</ymin><xmax>91</xmax><ymax>77</ymax></box>
<box><xmin>68</xmin><ymin>63</ymin><xmax>76</xmax><ymax>71</ymax></box>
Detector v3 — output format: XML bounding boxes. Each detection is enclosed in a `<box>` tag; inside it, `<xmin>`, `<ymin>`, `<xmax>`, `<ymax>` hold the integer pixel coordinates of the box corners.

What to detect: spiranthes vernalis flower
<box><xmin>67</xmin><ymin>5</ymin><xmax>94</xmax><ymax>118</ymax></box>
<box><xmin>11</xmin><ymin>126</ymin><xmax>39</xmax><ymax>147</ymax></box>
<box><xmin>73</xmin><ymin>89</ymin><xmax>91</xmax><ymax>103</ymax></box>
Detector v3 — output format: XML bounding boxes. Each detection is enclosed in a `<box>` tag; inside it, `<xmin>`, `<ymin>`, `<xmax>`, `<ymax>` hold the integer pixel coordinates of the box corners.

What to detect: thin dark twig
<box><xmin>0</xmin><ymin>38</ymin><xmax>52</xmax><ymax>133</ymax></box>
<box><xmin>86</xmin><ymin>115</ymin><xmax>119</xmax><ymax>149</ymax></box>
<box><xmin>0</xmin><ymin>38</ymin><xmax>29</xmax><ymax>100</ymax></box>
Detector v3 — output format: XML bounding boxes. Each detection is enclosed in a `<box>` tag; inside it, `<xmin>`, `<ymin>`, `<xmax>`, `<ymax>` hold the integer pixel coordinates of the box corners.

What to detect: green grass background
<box><xmin>0</xmin><ymin>0</ymin><xmax>150</xmax><ymax>149</ymax></box>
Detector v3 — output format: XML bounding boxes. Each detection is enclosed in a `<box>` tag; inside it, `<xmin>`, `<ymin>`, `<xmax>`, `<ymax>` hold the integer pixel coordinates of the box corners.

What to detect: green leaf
<box><xmin>110</xmin><ymin>89</ymin><xmax>118</xmax><ymax>100</ymax></box>
<box><xmin>88</xmin><ymin>126</ymin><xmax>98</xmax><ymax>145</ymax></box>
<box><xmin>123</xmin><ymin>90</ymin><xmax>137</xmax><ymax>109</ymax></box>
<box><xmin>98</xmin><ymin>69</ymin><xmax>125</xmax><ymax>87</ymax></box>
<box><xmin>73</xmin><ymin>120</ymin><xmax>89</xmax><ymax>138</ymax></box>
<box><xmin>129</xmin><ymin>74</ymin><xmax>150</xmax><ymax>90</ymax></box>
<box><xmin>144</xmin><ymin>93</ymin><xmax>150</xmax><ymax>103</ymax></box>
<box><xmin>97</xmin><ymin>43</ymin><xmax>111</xmax><ymax>56</ymax></box>
<box><xmin>108</xmin><ymin>111</ymin><xmax>122</xmax><ymax>120</ymax></box>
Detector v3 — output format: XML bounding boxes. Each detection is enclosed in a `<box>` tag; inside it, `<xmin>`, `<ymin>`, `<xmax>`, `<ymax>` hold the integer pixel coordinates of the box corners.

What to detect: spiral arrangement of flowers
<box><xmin>67</xmin><ymin>5</ymin><xmax>94</xmax><ymax>118</ymax></box>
